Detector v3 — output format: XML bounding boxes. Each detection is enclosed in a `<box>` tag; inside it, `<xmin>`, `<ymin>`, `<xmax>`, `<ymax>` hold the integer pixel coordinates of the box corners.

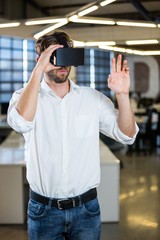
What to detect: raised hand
<box><xmin>108</xmin><ymin>54</ymin><xmax>130</xmax><ymax>94</ymax></box>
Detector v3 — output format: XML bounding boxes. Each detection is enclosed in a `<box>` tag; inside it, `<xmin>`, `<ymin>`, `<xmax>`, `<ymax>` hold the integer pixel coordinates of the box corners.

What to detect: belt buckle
<box><xmin>57</xmin><ymin>200</ymin><xmax>63</xmax><ymax>210</ymax></box>
<box><xmin>57</xmin><ymin>199</ymin><xmax>76</xmax><ymax>209</ymax></box>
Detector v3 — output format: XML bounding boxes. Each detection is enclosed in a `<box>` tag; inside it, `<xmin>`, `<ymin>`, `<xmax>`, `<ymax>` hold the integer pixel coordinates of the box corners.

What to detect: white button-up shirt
<box><xmin>7</xmin><ymin>79</ymin><xmax>138</xmax><ymax>198</ymax></box>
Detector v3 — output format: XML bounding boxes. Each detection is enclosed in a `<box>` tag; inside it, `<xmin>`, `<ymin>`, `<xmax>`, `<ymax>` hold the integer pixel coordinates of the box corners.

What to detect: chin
<box><xmin>53</xmin><ymin>78</ymin><xmax>68</xmax><ymax>84</ymax></box>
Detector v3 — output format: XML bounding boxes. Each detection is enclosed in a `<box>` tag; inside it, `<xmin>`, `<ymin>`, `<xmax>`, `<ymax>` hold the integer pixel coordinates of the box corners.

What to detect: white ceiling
<box><xmin>0</xmin><ymin>0</ymin><xmax>160</xmax><ymax>51</ymax></box>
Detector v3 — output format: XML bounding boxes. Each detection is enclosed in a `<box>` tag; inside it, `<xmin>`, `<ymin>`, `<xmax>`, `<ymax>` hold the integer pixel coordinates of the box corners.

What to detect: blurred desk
<box><xmin>0</xmin><ymin>115</ymin><xmax>9</xmax><ymax>127</ymax></box>
<box><xmin>134</xmin><ymin>108</ymin><xmax>146</xmax><ymax>116</ymax></box>
<box><xmin>0</xmin><ymin>114</ymin><xmax>7</xmax><ymax>120</ymax></box>
<box><xmin>98</xmin><ymin>140</ymin><xmax>120</xmax><ymax>222</ymax></box>
<box><xmin>129</xmin><ymin>107</ymin><xmax>159</xmax><ymax>155</ymax></box>
<box><xmin>152</xmin><ymin>103</ymin><xmax>160</xmax><ymax>112</ymax></box>
<box><xmin>0</xmin><ymin>115</ymin><xmax>12</xmax><ymax>142</ymax></box>
<box><xmin>135</xmin><ymin>115</ymin><xmax>148</xmax><ymax>125</ymax></box>
<box><xmin>0</xmin><ymin>132</ymin><xmax>120</xmax><ymax>224</ymax></box>
<box><xmin>0</xmin><ymin>131</ymin><xmax>26</xmax><ymax>224</ymax></box>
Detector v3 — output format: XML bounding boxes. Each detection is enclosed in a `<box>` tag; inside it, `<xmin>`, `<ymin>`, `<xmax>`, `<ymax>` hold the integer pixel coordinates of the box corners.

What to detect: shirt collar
<box><xmin>40</xmin><ymin>78</ymin><xmax>80</xmax><ymax>97</ymax></box>
<box><xmin>69</xmin><ymin>78</ymin><xmax>80</xmax><ymax>94</ymax></box>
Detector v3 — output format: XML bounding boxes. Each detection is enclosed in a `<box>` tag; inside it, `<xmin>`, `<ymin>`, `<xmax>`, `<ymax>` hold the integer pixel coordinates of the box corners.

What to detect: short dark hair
<box><xmin>35</xmin><ymin>31</ymin><xmax>74</xmax><ymax>56</ymax></box>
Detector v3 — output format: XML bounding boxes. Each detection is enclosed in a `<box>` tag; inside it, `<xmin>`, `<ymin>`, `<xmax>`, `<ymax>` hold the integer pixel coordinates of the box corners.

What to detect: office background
<box><xmin>0</xmin><ymin>1</ymin><xmax>160</xmax><ymax>239</ymax></box>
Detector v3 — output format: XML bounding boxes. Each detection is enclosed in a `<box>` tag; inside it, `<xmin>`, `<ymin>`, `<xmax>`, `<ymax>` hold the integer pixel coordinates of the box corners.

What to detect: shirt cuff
<box><xmin>8</xmin><ymin>107</ymin><xmax>35</xmax><ymax>133</ymax></box>
<box><xmin>116</xmin><ymin>123</ymin><xmax>139</xmax><ymax>145</ymax></box>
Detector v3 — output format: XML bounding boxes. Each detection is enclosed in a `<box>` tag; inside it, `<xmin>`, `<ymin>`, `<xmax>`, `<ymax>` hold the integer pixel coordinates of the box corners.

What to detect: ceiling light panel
<box><xmin>78</xmin><ymin>5</ymin><xmax>99</xmax><ymax>17</ymax></box>
<box><xmin>143</xmin><ymin>51</ymin><xmax>160</xmax><ymax>55</ymax></box>
<box><xmin>116</xmin><ymin>21</ymin><xmax>157</xmax><ymax>27</ymax></box>
<box><xmin>25</xmin><ymin>18</ymin><xmax>67</xmax><ymax>26</ymax></box>
<box><xmin>0</xmin><ymin>22</ymin><xmax>20</xmax><ymax>28</ymax></box>
<box><xmin>126</xmin><ymin>39</ymin><xmax>159</xmax><ymax>45</ymax></box>
<box><xmin>69</xmin><ymin>17</ymin><xmax>115</xmax><ymax>25</ymax></box>
<box><xmin>100</xmin><ymin>0</ymin><xmax>116</xmax><ymax>7</ymax></box>
<box><xmin>34</xmin><ymin>20</ymin><xmax>68</xmax><ymax>39</ymax></box>
<box><xmin>99</xmin><ymin>45</ymin><xmax>160</xmax><ymax>55</ymax></box>
<box><xmin>85</xmin><ymin>41</ymin><xmax>116</xmax><ymax>46</ymax></box>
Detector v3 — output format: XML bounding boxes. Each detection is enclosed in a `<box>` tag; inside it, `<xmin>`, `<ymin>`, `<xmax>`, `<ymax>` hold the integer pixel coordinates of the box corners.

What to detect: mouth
<box><xmin>58</xmin><ymin>68</ymin><xmax>68</xmax><ymax>73</ymax></box>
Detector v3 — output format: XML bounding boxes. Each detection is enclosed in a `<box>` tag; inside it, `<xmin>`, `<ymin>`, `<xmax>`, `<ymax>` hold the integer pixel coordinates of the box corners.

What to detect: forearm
<box><xmin>16</xmin><ymin>67</ymin><xmax>43</xmax><ymax>121</ymax></box>
<box><xmin>116</xmin><ymin>93</ymin><xmax>136</xmax><ymax>137</ymax></box>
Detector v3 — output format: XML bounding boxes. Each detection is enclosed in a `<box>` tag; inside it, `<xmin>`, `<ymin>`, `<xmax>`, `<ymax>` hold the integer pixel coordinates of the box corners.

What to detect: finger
<box><xmin>122</xmin><ymin>60</ymin><xmax>130</xmax><ymax>73</ymax></box>
<box><xmin>40</xmin><ymin>45</ymin><xmax>63</xmax><ymax>64</ymax></box>
<box><xmin>107</xmin><ymin>74</ymin><xmax>113</xmax><ymax>87</ymax></box>
<box><xmin>122</xmin><ymin>59</ymin><xmax>127</xmax><ymax>71</ymax></box>
<box><xmin>111</xmin><ymin>57</ymin><xmax>116</xmax><ymax>75</ymax></box>
<box><xmin>125</xmin><ymin>67</ymin><xmax>130</xmax><ymax>74</ymax></box>
<box><xmin>117</xmin><ymin>54</ymin><xmax>122</xmax><ymax>72</ymax></box>
<box><xmin>107</xmin><ymin>74</ymin><xmax>111</xmax><ymax>82</ymax></box>
<box><xmin>40</xmin><ymin>45</ymin><xmax>62</xmax><ymax>58</ymax></box>
<box><xmin>45</xmin><ymin>44</ymin><xmax>63</xmax><ymax>54</ymax></box>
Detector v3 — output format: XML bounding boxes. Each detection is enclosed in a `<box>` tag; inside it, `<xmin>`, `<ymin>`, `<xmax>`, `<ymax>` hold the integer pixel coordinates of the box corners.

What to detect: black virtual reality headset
<box><xmin>49</xmin><ymin>34</ymin><xmax>84</xmax><ymax>67</ymax></box>
<box><xmin>50</xmin><ymin>48</ymin><xmax>84</xmax><ymax>67</ymax></box>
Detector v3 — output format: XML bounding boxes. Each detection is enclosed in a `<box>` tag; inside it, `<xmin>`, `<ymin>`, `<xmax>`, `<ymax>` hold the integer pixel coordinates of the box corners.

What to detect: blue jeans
<box><xmin>27</xmin><ymin>197</ymin><xmax>101</xmax><ymax>240</ymax></box>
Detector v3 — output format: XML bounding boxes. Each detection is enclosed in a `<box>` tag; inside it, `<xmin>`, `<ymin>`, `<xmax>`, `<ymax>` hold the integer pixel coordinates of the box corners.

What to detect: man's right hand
<box><xmin>35</xmin><ymin>44</ymin><xmax>64</xmax><ymax>73</ymax></box>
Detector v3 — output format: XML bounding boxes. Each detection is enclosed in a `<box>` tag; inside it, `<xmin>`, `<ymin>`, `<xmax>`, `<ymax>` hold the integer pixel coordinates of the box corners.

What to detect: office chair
<box><xmin>135</xmin><ymin>108</ymin><xmax>158</xmax><ymax>155</ymax></box>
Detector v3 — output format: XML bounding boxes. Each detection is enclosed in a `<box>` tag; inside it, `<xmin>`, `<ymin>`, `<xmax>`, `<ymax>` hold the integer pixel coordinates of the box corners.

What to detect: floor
<box><xmin>101</xmin><ymin>147</ymin><xmax>160</xmax><ymax>240</ymax></box>
<box><xmin>0</xmin><ymin>147</ymin><xmax>160</xmax><ymax>240</ymax></box>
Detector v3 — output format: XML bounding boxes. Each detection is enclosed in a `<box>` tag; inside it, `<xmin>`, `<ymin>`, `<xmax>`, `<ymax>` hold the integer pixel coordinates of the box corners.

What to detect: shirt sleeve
<box><xmin>98</xmin><ymin>92</ymin><xmax>139</xmax><ymax>145</ymax></box>
<box><xmin>7</xmin><ymin>89</ymin><xmax>35</xmax><ymax>133</ymax></box>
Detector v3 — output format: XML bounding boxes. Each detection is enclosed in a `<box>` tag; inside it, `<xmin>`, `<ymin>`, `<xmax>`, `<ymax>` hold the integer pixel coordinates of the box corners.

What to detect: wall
<box><xmin>126</xmin><ymin>55</ymin><xmax>160</xmax><ymax>99</ymax></box>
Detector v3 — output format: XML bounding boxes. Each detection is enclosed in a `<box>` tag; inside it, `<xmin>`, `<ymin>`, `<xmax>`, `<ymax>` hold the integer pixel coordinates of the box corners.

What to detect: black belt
<box><xmin>30</xmin><ymin>188</ymin><xmax>97</xmax><ymax>210</ymax></box>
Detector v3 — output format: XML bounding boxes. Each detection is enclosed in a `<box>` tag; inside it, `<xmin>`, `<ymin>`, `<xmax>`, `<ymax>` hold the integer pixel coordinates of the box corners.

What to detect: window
<box><xmin>0</xmin><ymin>36</ymin><xmax>36</xmax><ymax>104</ymax></box>
<box><xmin>76</xmin><ymin>48</ymin><xmax>112</xmax><ymax>97</ymax></box>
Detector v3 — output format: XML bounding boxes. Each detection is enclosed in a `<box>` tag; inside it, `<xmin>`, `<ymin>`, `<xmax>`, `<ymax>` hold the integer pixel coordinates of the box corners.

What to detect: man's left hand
<box><xmin>108</xmin><ymin>54</ymin><xmax>130</xmax><ymax>94</ymax></box>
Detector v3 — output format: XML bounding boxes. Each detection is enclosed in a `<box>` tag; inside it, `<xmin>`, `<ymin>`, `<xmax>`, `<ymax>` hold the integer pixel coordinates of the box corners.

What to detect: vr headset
<box><xmin>49</xmin><ymin>35</ymin><xmax>84</xmax><ymax>67</ymax></box>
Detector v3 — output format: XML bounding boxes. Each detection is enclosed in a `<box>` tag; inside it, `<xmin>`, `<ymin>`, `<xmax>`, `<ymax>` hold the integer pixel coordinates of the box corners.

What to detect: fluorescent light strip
<box><xmin>117</xmin><ymin>21</ymin><xmax>156</xmax><ymax>28</ymax></box>
<box><xmin>132</xmin><ymin>50</ymin><xmax>144</xmax><ymax>55</ymax></box>
<box><xmin>99</xmin><ymin>45</ymin><xmax>144</xmax><ymax>54</ymax></box>
<box><xmin>25</xmin><ymin>18</ymin><xmax>67</xmax><ymax>26</ymax></box>
<box><xmin>143</xmin><ymin>51</ymin><xmax>160</xmax><ymax>55</ymax></box>
<box><xmin>73</xmin><ymin>40</ymin><xmax>85</xmax><ymax>47</ymax></box>
<box><xmin>100</xmin><ymin>0</ymin><xmax>116</xmax><ymax>7</ymax></box>
<box><xmin>69</xmin><ymin>16</ymin><xmax>155</xmax><ymax>28</ymax></box>
<box><xmin>69</xmin><ymin>17</ymin><xmax>115</xmax><ymax>25</ymax></box>
<box><xmin>126</xmin><ymin>39</ymin><xmax>159</xmax><ymax>45</ymax></box>
<box><xmin>99</xmin><ymin>45</ymin><xmax>160</xmax><ymax>55</ymax></box>
<box><xmin>85</xmin><ymin>41</ymin><xmax>115</xmax><ymax>46</ymax></box>
<box><xmin>125</xmin><ymin>49</ymin><xmax>134</xmax><ymax>54</ymax></box>
<box><xmin>99</xmin><ymin>45</ymin><xmax>126</xmax><ymax>52</ymax></box>
<box><xmin>68</xmin><ymin>15</ymin><xmax>79</xmax><ymax>21</ymax></box>
<box><xmin>34</xmin><ymin>20</ymin><xmax>68</xmax><ymax>39</ymax></box>
<box><xmin>73</xmin><ymin>40</ymin><xmax>115</xmax><ymax>47</ymax></box>
<box><xmin>72</xmin><ymin>39</ymin><xmax>160</xmax><ymax>56</ymax></box>
<box><xmin>0</xmin><ymin>22</ymin><xmax>20</xmax><ymax>28</ymax></box>
<box><xmin>78</xmin><ymin>5</ymin><xmax>99</xmax><ymax>17</ymax></box>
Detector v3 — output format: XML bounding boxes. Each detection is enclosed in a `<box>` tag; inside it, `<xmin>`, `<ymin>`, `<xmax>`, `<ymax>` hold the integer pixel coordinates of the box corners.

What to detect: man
<box><xmin>7</xmin><ymin>31</ymin><xmax>138</xmax><ymax>240</ymax></box>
